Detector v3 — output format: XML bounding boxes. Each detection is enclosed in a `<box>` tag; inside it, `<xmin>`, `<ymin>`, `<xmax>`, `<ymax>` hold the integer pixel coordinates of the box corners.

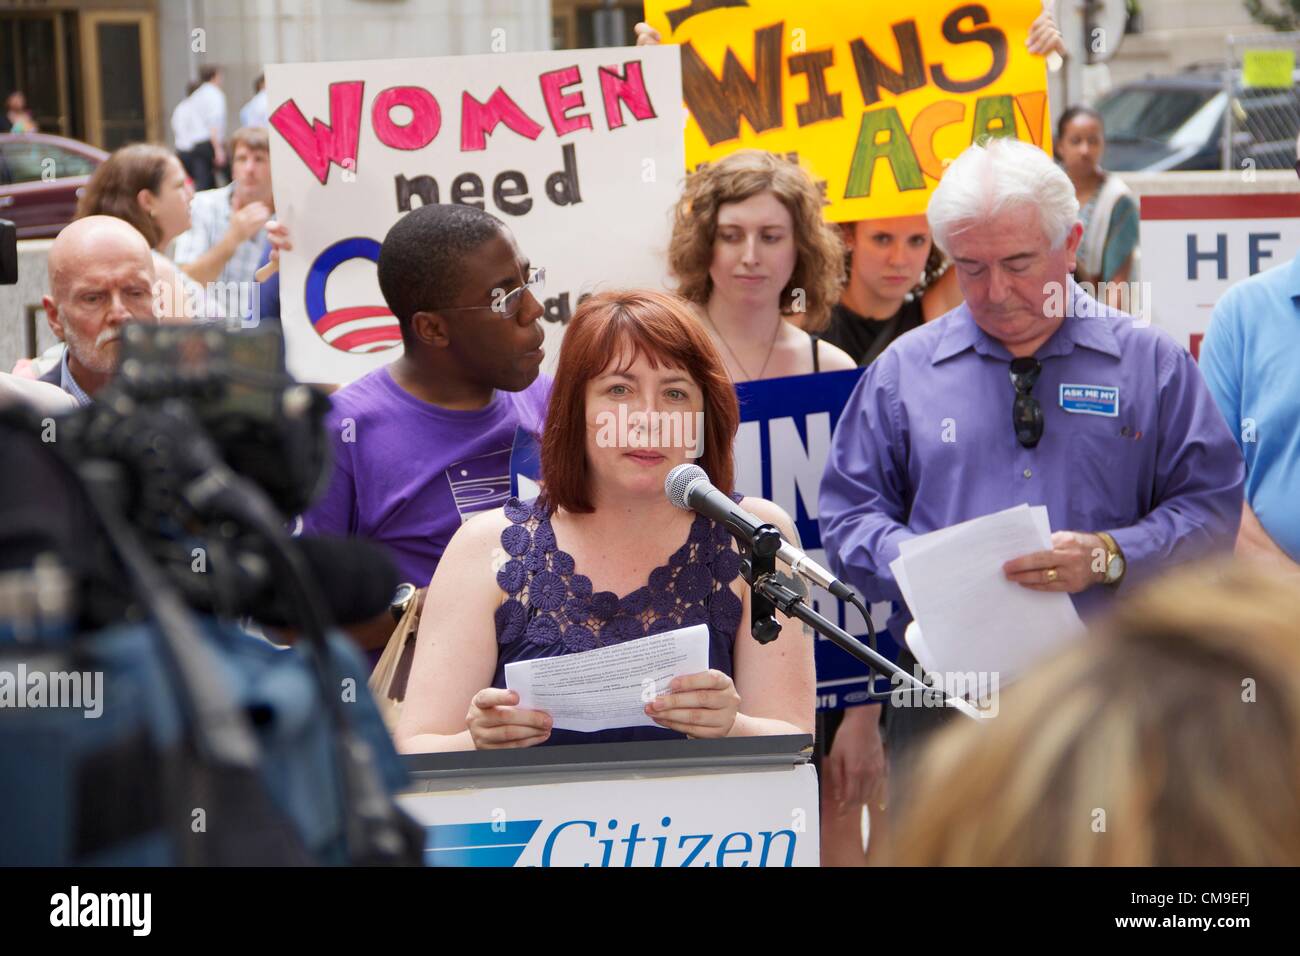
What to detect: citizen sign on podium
<box><xmin>399</xmin><ymin>735</ymin><xmax>818</xmax><ymax>867</ymax></box>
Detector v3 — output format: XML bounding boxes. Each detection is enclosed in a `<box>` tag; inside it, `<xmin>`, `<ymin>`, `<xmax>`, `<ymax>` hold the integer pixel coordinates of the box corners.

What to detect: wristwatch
<box><xmin>390</xmin><ymin>582</ymin><xmax>418</xmax><ymax>622</ymax></box>
<box><xmin>1096</xmin><ymin>532</ymin><xmax>1126</xmax><ymax>587</ymax></box>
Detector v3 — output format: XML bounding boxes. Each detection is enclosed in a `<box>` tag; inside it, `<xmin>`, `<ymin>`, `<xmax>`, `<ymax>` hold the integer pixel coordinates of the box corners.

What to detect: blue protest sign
<box><xmin>734</xmin><ymin>369</ymin><xmax>899</xmax><ymax>711</ymax></box>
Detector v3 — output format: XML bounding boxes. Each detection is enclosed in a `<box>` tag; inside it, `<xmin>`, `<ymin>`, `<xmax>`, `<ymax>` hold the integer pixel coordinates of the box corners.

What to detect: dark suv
<box><xmin>0</xmin><ymin>133</ymin><xmax>108</xmax><ymax>238</ymax></box>
<box><xmin>1095</xmin><ymin>66</ymin><xmax>1300</xmax><ymax>172</ymax></box>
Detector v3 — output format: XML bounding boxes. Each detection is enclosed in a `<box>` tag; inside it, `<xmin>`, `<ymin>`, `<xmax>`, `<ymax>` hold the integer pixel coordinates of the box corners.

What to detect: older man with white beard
<box><xmin>38</xmin><ymin>216</ymin><xmax>160</xmax><ymax>405</ymax></box>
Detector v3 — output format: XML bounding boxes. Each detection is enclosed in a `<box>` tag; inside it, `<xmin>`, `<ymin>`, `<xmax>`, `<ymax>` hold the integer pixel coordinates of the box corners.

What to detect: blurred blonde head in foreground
<box><xmin>890</xmin><ymin>562</ymin><xmax>1300</xmax><ymax>866</ymax></box>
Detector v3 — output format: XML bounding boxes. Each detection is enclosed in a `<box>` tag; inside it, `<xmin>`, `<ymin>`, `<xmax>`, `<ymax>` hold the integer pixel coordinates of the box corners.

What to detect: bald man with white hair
<box><xmin>39</xmin><ymin>216</ymin><xmax>160</xmax><ymax>404</ymax></box>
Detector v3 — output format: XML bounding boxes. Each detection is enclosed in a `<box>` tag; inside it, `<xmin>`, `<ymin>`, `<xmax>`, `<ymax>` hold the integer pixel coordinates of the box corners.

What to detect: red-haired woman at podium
<box><xmin>395</xmin><ymin>289</ymin><xmax>815</xmax><ymax>751</ymax></box>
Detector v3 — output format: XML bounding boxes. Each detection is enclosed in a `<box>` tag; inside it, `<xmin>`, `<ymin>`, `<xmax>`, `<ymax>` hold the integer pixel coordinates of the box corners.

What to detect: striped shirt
<box><xmin>173</xmin><ymin>183</ymin><xmax>266</xmax><ymax>287</ymax></box>
<box><xmin>58</xmin><ymin>349</ymin><xmax>94</xmax><ymax>407</ymax></box>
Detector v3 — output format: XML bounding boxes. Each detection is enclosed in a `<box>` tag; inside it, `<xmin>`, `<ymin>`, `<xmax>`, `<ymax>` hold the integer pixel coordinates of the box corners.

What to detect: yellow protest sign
<box><xmin>644</xmin><ymin>0</ymin><xmax>1051</xmax><ymax>221</ymax></box>
<box><xmin>1242</xmin><ymin>49</ymin><xmax>1295</xmax><ymax>89</ymax></box>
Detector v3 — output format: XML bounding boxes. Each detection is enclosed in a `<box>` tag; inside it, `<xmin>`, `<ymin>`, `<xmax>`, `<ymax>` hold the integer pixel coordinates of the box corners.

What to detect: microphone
<box><xmin>250</xmin><ymin>535</ymin><xmax>400</xmax><ymax>627</ymax></box>
<box><xmin>664</xmin><ymin>464</ymin><xmax>857</xmax><ymax>602</ymax></box>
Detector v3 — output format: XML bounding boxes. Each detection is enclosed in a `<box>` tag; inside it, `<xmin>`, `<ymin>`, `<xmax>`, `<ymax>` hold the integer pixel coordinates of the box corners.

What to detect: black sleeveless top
<box><xmin>822</xmin><ymin>298</ymin><xmax>925</xmax><ymax>366</ymax></box>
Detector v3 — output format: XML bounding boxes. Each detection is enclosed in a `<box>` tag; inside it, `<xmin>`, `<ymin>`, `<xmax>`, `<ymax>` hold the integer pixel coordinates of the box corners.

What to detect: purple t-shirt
<box><xmin>301</xmin><ymin>365</ymin><xmax>551</xmax><ymax>589</ymax></box>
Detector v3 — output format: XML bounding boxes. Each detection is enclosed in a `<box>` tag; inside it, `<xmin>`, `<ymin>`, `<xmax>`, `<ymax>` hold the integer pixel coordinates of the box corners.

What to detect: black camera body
<box><xmin>102</xmin><ymin>321</ymin><xmax>332</xmax><ymax>517</ymax></box>
<box><xmin>46</xmin><ymin>321</ymin><xmax>332</xmax><ymax>620</ymax></box>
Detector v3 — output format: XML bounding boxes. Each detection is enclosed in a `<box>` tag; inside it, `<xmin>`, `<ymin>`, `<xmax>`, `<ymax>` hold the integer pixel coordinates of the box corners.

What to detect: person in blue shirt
<box><xmin>254</xmin><ymin>237</ymin><xmax>280</xmax><ymax>325</ymax></box>
<box><xmin>819</xmin><ymin>137</ymin><xmax>1245</xmax><ymax>763</ymax></box>
<box><xmin>1200</xmin><ymin>249</ymin><xmax>1300</xmax><ymax>574</ymax></box>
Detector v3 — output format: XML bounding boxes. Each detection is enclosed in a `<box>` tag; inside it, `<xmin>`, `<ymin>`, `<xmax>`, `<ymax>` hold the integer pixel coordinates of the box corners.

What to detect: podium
<box><xmin>399</xmin><ymin>734</ymin><xmax>819</xmax><ymax>867</ymax></box>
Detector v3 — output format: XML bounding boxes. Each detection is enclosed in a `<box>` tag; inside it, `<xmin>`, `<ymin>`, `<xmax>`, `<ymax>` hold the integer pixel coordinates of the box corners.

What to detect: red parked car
<box><xmin>0</xmin><ymin>133</ymin><xmax>108</xmax><ymax>239</ymax></box>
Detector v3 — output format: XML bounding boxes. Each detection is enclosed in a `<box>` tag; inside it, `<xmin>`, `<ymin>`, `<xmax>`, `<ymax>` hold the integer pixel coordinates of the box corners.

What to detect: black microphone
<box><xmin>251</xmin><ymin>535</ymin><xmax>400</xmax><ymax>627</ymax></box>
<box><xmin>664</xmin><ymin>463</ymin><xmax>857</xmax><ymax>602</ymax></box>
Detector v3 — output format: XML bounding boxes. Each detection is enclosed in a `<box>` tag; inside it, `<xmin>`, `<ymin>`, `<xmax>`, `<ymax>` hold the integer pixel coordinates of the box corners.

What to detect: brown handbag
<box><xmin>367</xmin><ymin>597</ymin><xmax>420</xmax><ymax>730</ymax></box>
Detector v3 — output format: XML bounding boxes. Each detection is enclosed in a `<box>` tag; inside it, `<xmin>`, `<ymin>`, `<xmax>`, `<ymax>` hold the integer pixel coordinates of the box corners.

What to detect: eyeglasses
<box><xmin>1009</xmin><ymin>356</ymin><xmax>1043</xmax><ymax>449</ymax></box>
<box><xmin>434</xmin><ymin>267</ymin><xmax>546</xmax><ymax>319</ymax></box>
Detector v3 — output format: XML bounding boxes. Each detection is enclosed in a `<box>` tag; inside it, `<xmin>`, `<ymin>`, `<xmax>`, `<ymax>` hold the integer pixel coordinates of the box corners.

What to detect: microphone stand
<box><xmin>734</xmin><ymin>526</ymin><xmax>982</xmax><ymax>722</ymax></box>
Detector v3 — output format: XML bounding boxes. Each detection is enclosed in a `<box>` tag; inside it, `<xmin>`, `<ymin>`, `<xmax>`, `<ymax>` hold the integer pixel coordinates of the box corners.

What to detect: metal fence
<box><xmin>1224</xmin><ymin>31</ymin><xmax>1300</xmax><ymax>172</ymax></box>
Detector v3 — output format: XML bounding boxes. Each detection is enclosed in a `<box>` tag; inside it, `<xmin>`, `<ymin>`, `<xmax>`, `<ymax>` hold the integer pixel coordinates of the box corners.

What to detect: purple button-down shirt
<box><xmin>819</xmin><ymin>278</ymin><xmax>1244</xmax><ymax>636</ymax></box>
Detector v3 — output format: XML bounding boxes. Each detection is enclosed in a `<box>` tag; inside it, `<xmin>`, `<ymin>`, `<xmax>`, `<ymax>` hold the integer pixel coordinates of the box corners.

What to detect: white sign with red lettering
<box><xmin>266</xmin><ymin>47</ymin><xmax>684</xmax><ymax>383</ymax></box>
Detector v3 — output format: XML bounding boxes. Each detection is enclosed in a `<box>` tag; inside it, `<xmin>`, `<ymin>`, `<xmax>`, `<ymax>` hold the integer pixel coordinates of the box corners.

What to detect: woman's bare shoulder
<box><xmin>815</xmin><ymin>337</ymin><xmax>857</xmax><ymax>371</ymax></box>
<box><xmin>456</xmin><ymin>505</ymin><xmax>515</xmax><ymax>546</ymax></box>
<box><xmin>738</xmin><ymin>496</ymin><xmax>798</xmax><ymax>541</ymax></box>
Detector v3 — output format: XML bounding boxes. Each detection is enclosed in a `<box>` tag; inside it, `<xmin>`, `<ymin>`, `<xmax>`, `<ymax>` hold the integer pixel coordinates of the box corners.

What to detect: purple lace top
<box><xmin>492</xmin><ymin>495</ymin><xmax>744</xmax><ymax>745</ymax></box>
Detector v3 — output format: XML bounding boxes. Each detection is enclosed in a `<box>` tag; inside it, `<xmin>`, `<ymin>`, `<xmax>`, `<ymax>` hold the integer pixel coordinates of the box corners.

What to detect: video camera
<box><xmin>0</xmin><ymin>320</ymin><xmax>422</xmax><ymax>866</ymax></box>
<box><xmin>41</xmin><ymin>321</ymin><xmax>333</xmax><ymax>619</ymax></box>
<box><xmin>104</xmin><ymin>319</ymin><xmax>331</xmax><ymax>513</ymax></box>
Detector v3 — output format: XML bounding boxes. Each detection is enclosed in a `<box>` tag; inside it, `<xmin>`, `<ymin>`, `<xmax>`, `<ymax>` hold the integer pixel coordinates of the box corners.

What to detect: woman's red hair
<box><xmin>541</xmin><ymin>289</ymin><xmax>739</xmax><ymax>514</ymax></box>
